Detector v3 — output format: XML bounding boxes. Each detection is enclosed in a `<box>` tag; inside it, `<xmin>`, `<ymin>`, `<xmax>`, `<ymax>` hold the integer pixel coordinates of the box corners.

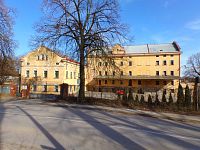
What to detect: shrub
<box><xmin>177</xmin><ymin>83</ymin><xmax>184</xmax><ymax>109</ymax></box>
<box><xmin>140</xmin><ymin>95</ymin><xmax>145</xmax><ymax>105</ymax></box>
<box><xmin>168</xmin><ymin>92</ymin><xmax>173</xmax><ymax>105</ymax></box>
<box><xmin>147</xmin><ymin>94</ymin><xmax>153</xmax><ymax>108</ymax></box>
<box><xmin>161</xmin><ymin>90</ymin><xmax>167</xmax><ymax>108</ymax></box>
<box><xmin>135</xmin><ymin>94</ymin><xmax>139</xmax><ymax>105</ymax></box>
<box><xmin>185</xmin><ymin>84</ymin><xmax>191</xmax><ymax>109</ymax></box>
<box><xmin>155</xmin><ymin>92</ymin><xmax>160</xmax><ymax>107</ymax></box>
<box><xmin>128</xmin><ymin>89</ymin><xmax>134</xmax><ymax>102</ymax></box>
<box><xmin>122</xmin><ymin>91</ymin><xmax>127</xmax><ymax>102</ymax></box>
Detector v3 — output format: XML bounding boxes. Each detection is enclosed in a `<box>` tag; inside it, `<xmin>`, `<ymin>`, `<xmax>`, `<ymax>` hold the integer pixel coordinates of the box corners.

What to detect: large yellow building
<box><xmin>86</xmin><ymin>42</ymin><xmax>181</xmax><ymax>94</ymax></box>
<box><xmin>20</xmin><ymin>46</ymin><xmax>80</xmax><ymax>95</ymax></box>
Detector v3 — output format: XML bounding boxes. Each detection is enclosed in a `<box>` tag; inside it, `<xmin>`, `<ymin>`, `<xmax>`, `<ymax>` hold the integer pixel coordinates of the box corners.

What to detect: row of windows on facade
<box><xmin>27</xmin><ymin>62</ymin><xmax>60</xmax><ymax>66</ymax></box>
<box><xmin>99</xmin><ymin>71</ymin><xmax>174</xmax><ymax>76</ymax></box>
<box><xmin>98</xmin><ymin>60</ymin><xmax>174</xmax><ymax>67</ymax></box>
<box><xmin>98</xmin><ymin>80</ymin><xmax>174</xmax><ymax>86</ymax></box>
<box><xmin>37</xmin><ymin>54</ymin><xmax>48</xmax><ymax>61</ymax></box>
<box><xmin>32</xmin><ymin>85</ymin><xmax>77</xmax><ymax>92</ymax></box>
<box><xmin>26</xmin><ymin>70</ymin><xmax>78</xmax><ymax>79</ymax></box>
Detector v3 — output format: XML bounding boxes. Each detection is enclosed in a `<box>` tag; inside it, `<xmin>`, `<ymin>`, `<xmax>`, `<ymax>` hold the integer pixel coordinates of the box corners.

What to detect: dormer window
<box><xmin>56</xmin><ymin>62</ymin><xmax>59</xmax><ymax>65</ymax></box>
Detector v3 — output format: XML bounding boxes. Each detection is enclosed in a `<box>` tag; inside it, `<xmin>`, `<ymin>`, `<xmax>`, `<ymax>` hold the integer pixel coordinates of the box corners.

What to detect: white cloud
<box><xmin>185</xmin><ymin>19</ymin><xmax>200</xmax><ymax>30</ymax></box>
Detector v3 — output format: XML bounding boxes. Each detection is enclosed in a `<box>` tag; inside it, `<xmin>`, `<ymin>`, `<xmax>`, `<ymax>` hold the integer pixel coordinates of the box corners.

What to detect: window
<box><xmin>66</xmin><ymin>71</ymin><xmax>68</xmax><ymax>79</ymax></box>
<box><xmin>43</xmin><ymin>85</ymin><xmax>47</xmax><ymax>92</ymax></box>
<box><xmin>74</xmin><ymin>72</ymin><xmax>76</xmax><ymax>79</ymax></box>
<box><xmin>120</xmin><ymin>61</ymin><xmax>123</xmax><ymax>66</ymax></box>
<box><xmin>138</xmin><ymin>80</ymin><xmax>141</xmax><ymax>85</ymax></box>
<box><xmin>120</xmin><ymin>81</ymin><xmax>123</xmax><ymax>85</ymax></box>
<box><xmin>156</xmin><ymin>71</ymin><xmax>159</xmax><ymax>76</ymax></box>
<box><xmin>171</xmin><ymin>89</ymin><xmax>175</xmax><ymax>93</ymax></box>
<box><xmin>105</xmin><ymin>71</ymin><xmax>108</xmax><ymax>76</ymax></box>
<box><xmin>129</xmin><ymin>61</ymin><xmax>132</xmax><ymax>66</ymax></box>
<box><xmin>99</xmin><ymin>71</ymin><xmax>102</xmax><ymax>76</ymax></box>
<box><xmin>56</xmin><ymin>62</ymin><xmax>59</xmax><ymax>65</ymax></box>
<box><xmin>99</xmin><ymin>62</ymin><xmax>102</xmax><ymax>66</ymax></box>
<box><xmin>70</xmin><ymin>72</ymin><xmax>72</xmax><ymax>79</ymax></box>
<box><xmin>171</xmin><ymin>71</ymin><xmax>174</xmax><ymax>76</ymax></box>
<box><xmin>33</xmin><ymin>85</ymin><xmax>37</xmax><ymax>91</ymax></box>
<box><xmin>171</xmin><ymin>81</ymin><xmax>174</xmax><ymax>85</ymax></box>
<box><xmin>55</xmin><ymin>85</ymin><xmax>58</xmax><ymax>92</ymax></box>
<box><xmin>170</xmin><ymin>60</ymin><xmax>174</xmax><ymax>65</ymax></box>
<box><xmin>156</xmin><ymin>55</ymin><xmax>159</xmax><ymax>57</ymax></box>
<box><xmin>112</xmin><ymin>80</ymin><xmax>115</xmax><ymax>84</ymax></box>
<box><xmin>170</xmin><ymin>55</ymin><xmax>174</xmax><ymax>57</ymax></box>
<box><xmin>105</xmin><ymin>62</ymin><xmax>108</xmax><ymax>67</ymax></box>
<box><xmin>46</xmin><ymin>55</ymin><xmax>48</xmax><ymax>60</ymax></box>
<box><xmin>129</xmin><ymin>71</ymin><xmax>132</xmax><ymax>76</ymax></box>
<box><xmin>156</xmin><ymin>81</ymin><xmax>159</xmax><ymax>85</ymax></box>
<box><xmin>163</xmin><ymin>55</ymin><xmax>166</xmax><ymax>57</ymax></box>
<box><xmin>26</xmin><ymin>70</ymin><xmax>29</xmax><ymax>77</ymax></box>
<box><xmin>113</xmin><ymin>71</ymin><xmax>115</xmax><ymax>76</ymax></box>
<box><xmin>163</xmin><ymin>81</ymin><xmax>167</xmax><ymax>85</ymax></box>
<box><xmin>105</xmin><ymin>80</ymin><xmax>107</xmax><ymax>84</ymax></box>
<box><xmin>121</xmin><ymin>71</ymin><xmax>123</xmax><ymax>76</ymax></box>
<box><xmin>37</xmin><ymin>56</ymin><xmax>39</xmax><ymax>60</ymax></box>
<box><xmin>128</xmin><ymin>80</ymin><xmax>132</xmax><ymax>86</ymax></box>
<box><xmin>99</xmin><ymin>80</ymin><xmax>101</xmax><ymax>85</ymax></box>
<box><xmin>55</xmin><ymin>71</ymin><xmax>59</xmax><ymax>78</ymax></box>
<box><xmin>42</xmin><ymin>54</ymin><xmax>45</xmax><ymax>60</ymax></box>
<box><xmin>27</xmin><ymin>62</ymin><xmax>30</xmax><ymax>65</ymax></box>
<box><xmin>74</xmin><ymin>85</ymin><xmax>76</xmax><ymax>91</ymax></box>
<box><xmin>163</xmin><ymin>71</ymin><xmax>167</xmax><ymax>76</ymax></box>
<box><xmin>44</xmin><ymin>71</ymin><xmax>48</xmax><ymax>78</ymax></box>
<box><xmin>163</xmin><ymin>60</ymin><xmax>167</xmax><ymax>65</ymax></box>
<box><xmin>34</xmin><ymin>70</ymin><xmax>37</xmax><ymax>77</ymax></box>
<box><xmin>156</xmin><ymin>61</ymin><xmax>159</xmax><ymax>66</ymax></box>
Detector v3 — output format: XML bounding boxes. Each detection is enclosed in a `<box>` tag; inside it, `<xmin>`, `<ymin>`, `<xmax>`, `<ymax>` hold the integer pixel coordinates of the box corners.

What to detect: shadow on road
<box><xmin>66</xmin><ymin>107</ymin><xmax>145</xmax><ymax>150</ymax></box>
<box><xmin>98</xmin><ymin>111</ymin><xmax>200</xmax><ymax>149</ymax></box>
<box><xmin>0</xmin><ymin>104</ymin><xmax>5</xmax><ymax>150</ymax></box>
<box><xmin>17</xmin><ymin>106</ymin><xmax>65</xmax><ymax>150</ymax></box>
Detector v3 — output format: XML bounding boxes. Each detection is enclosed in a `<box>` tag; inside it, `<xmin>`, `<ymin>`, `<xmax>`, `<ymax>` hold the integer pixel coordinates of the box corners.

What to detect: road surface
<box><xmin>0</xmin><ymin>99</ymin><xmax>200</xmax><ymax>150</ymax></box>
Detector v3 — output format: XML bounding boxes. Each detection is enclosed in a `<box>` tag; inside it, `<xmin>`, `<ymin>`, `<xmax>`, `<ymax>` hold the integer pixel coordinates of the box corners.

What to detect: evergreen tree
<box><xmin>177</xmin><ymin>83</ymin><xmax>185</xmax><ymax>109</ymax></box>
<box><xmin>148</xmin><ymin>94</ymin><xmax>153</xmax><ymax>108</ymax></box>
<box><xmin>193</xmin><ymin>82</ymin><xmax>198</xmax><ymax>111</ymax></box>
<box><xmin>128</xmin><ymin>89</ymin><xmax>134</xmax><ymax>102</ymax></box>
<box><xmin>155</xmin><ymin>92</ymin><xmax>160</xmax><ymax>107</ymax></box>
<box><xmin>122</xmin><ymin>91</ymin><xmax>127</xmax><ymax>102</ymax></box>
<box><xmin>161</xmin><ymin>90</ymin><xmax>167</xmax><ymax>108</ymax></box>
<box><xmin>140</xmin><ymin>95</ymin><xmax>145</xmax><ymax>105</ymax></box>
<box><xmin>135</xmin><ymin>94</ymin><xmax>139</xmax><ymax>105</ymax></box>
<box><xmin>168</xmin><ymin>92</ymin><xmax>173</xmax><ymax>105</ymax></box>
<box><xmin>185</xmin><ymin>84</ymin><xmax>191</xmax><ymax>109</ymax></box>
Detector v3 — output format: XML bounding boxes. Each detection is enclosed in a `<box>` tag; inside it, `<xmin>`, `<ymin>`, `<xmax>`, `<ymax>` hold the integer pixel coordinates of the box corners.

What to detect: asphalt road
<box><xmin>0</xmin><ymin>100</ymin><xmax>200</xmax><ymax>150</ymax></box>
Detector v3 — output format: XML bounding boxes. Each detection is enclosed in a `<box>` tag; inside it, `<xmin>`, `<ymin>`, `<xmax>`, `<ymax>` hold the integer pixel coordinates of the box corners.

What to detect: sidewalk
<box><xmin>56</xmin><ymin>102</ymin><xmax>200</xmax><ymax>123</ymax></box>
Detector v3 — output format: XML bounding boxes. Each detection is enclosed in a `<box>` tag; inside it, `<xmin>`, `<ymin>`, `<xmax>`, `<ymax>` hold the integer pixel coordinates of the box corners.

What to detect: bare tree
<box><xmin>33</xmin><ymin>0</ymin><xmax>128</xmax><ymax>101</ymax></box>
<box><xmin>0</xmin><ymin>0</ymin><xmax>16</xmax><ymax>85</ymax></box>
<box><xmin>184</xmin><ymin>52</ymin><xmax>200</xmax><ymax>77</ymax></box>
<box><xmin>0</xmin><ymin>56</ymin><xmax>19</xmax><ymax>85</ymax></box>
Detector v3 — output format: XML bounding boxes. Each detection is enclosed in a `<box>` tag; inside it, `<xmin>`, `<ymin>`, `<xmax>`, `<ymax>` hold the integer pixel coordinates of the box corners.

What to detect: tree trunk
<box><xmin>78</xmin><ymin>45</ymin><xmax>85</xmax><ymax>102</ymax></box>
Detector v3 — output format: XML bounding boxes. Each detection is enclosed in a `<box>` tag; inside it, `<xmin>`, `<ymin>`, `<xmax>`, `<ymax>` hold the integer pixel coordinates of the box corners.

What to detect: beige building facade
<box><xmin>20</xmin><ymin>46</ymin><xmax>80</xmax><ymax>95</ymax></box>
<box><xmin>86</xmin><ymin>42</ymin><xmax>181</xmax><ymax>94</ymax></box>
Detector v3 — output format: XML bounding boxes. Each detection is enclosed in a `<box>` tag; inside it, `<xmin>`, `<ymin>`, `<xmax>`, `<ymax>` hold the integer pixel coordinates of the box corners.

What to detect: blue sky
<box><xmin>5</xmin><ymin>0</ymin><xmax>200</xmax><ymax>68</ymax></box>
